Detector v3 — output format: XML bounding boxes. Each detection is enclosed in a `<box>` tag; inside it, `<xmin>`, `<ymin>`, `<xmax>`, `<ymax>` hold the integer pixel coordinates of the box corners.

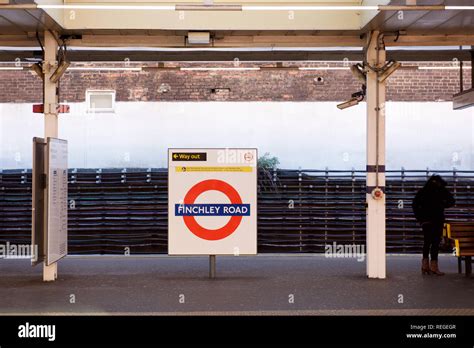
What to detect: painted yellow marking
<box><xmin>176</xmin><ymin>166</ymin><xmax>252</xmax><ymax>172</ymax></box>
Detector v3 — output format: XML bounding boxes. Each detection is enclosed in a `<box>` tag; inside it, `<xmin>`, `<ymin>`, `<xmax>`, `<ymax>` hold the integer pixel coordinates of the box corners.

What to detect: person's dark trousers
<box><xmin>422</xmin><ymin>221</ymin><xmax>444</xmax><ymax>261</ymax></box>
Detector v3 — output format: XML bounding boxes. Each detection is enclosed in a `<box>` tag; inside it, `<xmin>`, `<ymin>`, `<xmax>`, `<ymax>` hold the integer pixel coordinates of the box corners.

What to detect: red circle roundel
<box><xmin>183</xmin><ymin>179</ymin><xmax>243</xmax><ymax>241</ymax></box>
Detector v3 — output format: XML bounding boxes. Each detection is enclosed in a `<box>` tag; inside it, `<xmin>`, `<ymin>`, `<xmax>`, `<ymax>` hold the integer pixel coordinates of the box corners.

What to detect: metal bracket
<box><xmin>42</xmin><ymin>60</ymin><xmax>57</xmax><ymax>74</ymax></box>
<box><xmin>371</xmin><ymin>187</ymin><xmax>384</xmax><ymax>200</ymax></box>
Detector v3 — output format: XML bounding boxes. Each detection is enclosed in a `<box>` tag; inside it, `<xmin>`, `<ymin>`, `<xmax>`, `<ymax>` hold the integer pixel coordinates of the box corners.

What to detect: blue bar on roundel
<box><xmin>175</xmin><ymin>204</ymin><xmax>251</xmax><ymax>216</ymax></box>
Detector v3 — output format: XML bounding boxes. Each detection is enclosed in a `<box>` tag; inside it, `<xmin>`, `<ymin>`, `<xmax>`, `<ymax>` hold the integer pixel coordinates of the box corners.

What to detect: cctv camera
<box><xmin>338</xmin><ymin>85</ymin><xmax>366</xmax><ymax>110</ymax></box>
<box><xmin>50</xmin><ymin>60</ymin><xmax>70</xmax><ymax>83</ymax></box>
<box><xmin>337</xmin><ymin>97</ymin><xmax>360</xmax><ymax>110</ymax></box>
<box><xmin>378</xmin><ymin>61</ymin><xmax>401</xmax><ymax>83</ymax></box>
<box><xmin>351</xmin><ymin>64</ymin><xmax>366</xmax><ymax>84</ymax></box>
<box><xmin>30</xmin><ymin>63</ymin><xmax>44</xmax><ymax>80</ymax></box>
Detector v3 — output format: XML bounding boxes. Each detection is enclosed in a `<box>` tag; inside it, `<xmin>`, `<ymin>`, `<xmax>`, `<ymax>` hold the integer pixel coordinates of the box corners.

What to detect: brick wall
<box><xmin>0</xmin><ymin>61</ymin><xmax>471</xmax><ymax>103</ymax></box>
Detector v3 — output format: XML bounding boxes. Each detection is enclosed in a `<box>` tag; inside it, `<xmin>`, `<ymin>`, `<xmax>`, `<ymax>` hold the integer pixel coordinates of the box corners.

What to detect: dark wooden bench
<box><xmin>444</xmin><ymin>222</ymin><xmax>474</xmax><ymax>277</ymax></box>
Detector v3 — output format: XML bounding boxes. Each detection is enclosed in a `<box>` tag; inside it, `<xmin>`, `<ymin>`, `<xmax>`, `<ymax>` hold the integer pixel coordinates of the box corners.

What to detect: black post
<box><xmin>465</xmin><ymin>256</ymin><xmax>472</xmax><ymax>277</ymax></box>
<box><xmin>209</xmin><ymin>255</ymin><xmax>216</xmax><ymax>279</ymax></box>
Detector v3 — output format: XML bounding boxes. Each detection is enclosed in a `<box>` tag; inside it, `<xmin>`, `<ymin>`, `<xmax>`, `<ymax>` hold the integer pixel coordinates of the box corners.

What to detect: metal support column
<box><xmin>366</xmin><ymin>31</ymin><xmax>386</xmax><ymax>279</ymax></box>
<box><xmin>43</xmin><ymin>30</ymin><xmax>59</xmax><ymax>282</ymax></box>
<box><xmin>209</xmin><ymin>255</ymin><xmax>216</xmax><ymax>279</ymax></box>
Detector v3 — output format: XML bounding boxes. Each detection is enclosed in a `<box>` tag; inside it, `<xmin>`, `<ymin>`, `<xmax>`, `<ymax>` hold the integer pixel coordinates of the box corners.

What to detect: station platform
<box><xmin>0</xmin><ymin>254</ymin><xmax>472</xmax><ymax>315</ymax></box>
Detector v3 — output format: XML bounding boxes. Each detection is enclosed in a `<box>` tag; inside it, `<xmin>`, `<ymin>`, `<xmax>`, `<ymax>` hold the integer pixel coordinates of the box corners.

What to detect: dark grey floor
<box><xmin>0</xmin><ymin>255</ymin><xmax>473</xmax><ymax>315</ymax></box>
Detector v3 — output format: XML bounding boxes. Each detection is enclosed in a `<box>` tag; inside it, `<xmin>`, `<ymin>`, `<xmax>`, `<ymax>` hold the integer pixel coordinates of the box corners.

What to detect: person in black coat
<box><xmin>412</xmin><ymin>175</ymin><xmax>455</xmax><ymax>275</ymax></box>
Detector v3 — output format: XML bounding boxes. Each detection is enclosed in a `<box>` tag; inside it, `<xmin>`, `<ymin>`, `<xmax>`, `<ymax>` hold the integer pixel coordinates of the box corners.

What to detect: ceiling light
<box><xmin>299</xmin><ymin>67</ymin><xmax>350</xmax><ymax>70</ymax></box>
<box><xmin>418</xmin><ymin>66</ymin><xmax>472</xmax><ymax>70</ymax></box>
<box><xmin>446</xmin><ymin>6</ymin><xmax>474</xmax><ymax>10</ymax></box>
<box><xmin>187</xmin><ymin>32</ymin><xmax>211</xmax><ymax>45</ymax></box>
<box><xmin>38</xmin><ymin>4</ymin><xmax>175</xmax><ymax>10</ymax></box>
<box><xmin>69</xmin><ymin>67</ymin><xmax>142</xmax><ymax>71</ymax></box>
<box><xmin>181</xmin><ymin>67</ymin><xmax>260</xmax><ymax>71</ymax></box>
<box><xmin>176</xmin><ymin>4</ymin><xmax>241</xmax><ymax>11</ymax></box>
<box><xmin>242</xmin><ymin>5</ymin><xmax>378</xmax><ymax>11</ymax></box>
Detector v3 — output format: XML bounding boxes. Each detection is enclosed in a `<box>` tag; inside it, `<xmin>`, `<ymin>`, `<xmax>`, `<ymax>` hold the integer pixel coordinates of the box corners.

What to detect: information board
<box><xmin>168</xmin><ymin>148</ymin><xmax>257</xmax><ymax>255</ymax></box>
<box><xmin>46</xmin><ymin>138</ymin><xmax>68</xmax><ymax>265</ymax></box>
<box><xmin>31</xmin><ymin>137</ymin><xmax>45</xmax><ymax>266</ymax></box>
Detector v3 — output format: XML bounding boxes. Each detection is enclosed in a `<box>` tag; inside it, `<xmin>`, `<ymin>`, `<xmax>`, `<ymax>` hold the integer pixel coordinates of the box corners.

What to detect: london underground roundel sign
<box><xmin>168</xmin><ymin>148</ymin><xmax>257</xmax><ymax>255</ymax></box>
<box><xmin>180</xmin><ymin>179</ymin><xmax>246</xmax><ymax>241</ymax></box>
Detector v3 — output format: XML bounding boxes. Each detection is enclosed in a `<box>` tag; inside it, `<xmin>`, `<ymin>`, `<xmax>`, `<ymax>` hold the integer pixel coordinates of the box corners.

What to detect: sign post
<box><xmin>209</xmin><ymin>255</ymin><xmax>216</xmax><ymax>279</ymax></box>
<box><xmin>168</xmin><ymin>148</ymin><xmax>257</xmax><ymax>277</ymax></box>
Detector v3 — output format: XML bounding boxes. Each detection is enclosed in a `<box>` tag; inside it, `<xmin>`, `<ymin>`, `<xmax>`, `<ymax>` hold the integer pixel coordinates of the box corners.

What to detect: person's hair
<box><xmin>424</xmin><ymin>174</ymin><xmax>447</xmax><ymax>189</ymax></box>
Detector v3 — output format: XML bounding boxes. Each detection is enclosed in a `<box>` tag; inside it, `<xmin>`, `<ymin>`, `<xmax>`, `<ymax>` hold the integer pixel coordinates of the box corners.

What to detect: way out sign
<box><xmin>168</xmin><ymin>148</ymin><xmax>257</xmax><ymax>255</ymax></box>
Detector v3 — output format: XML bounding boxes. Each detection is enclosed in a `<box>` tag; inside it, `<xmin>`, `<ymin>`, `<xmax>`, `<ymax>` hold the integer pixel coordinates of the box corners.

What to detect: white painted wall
<box><xmin>1</xmin><ymin>101</ymin><xmax>473</xmax><ymax>170</ymax></box>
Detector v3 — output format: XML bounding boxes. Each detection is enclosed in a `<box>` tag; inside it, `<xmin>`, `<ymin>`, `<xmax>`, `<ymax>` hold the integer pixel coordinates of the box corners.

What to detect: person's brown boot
<box><xmin>430</xmin><ymin>260</ymin><xmax>445</xmax><ymax>276</ymax></box>
<box><xmin>421</xmin><ymin>258</ymin><xmax>432</xmax><ymax>275</ymax></box>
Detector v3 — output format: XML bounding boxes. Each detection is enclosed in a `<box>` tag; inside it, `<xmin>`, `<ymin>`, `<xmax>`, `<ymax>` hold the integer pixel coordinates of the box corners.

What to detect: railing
<box><xmin>1</xmin><ymin>168</ymin><xmax>473</xmax><ymax>254</ymax></box>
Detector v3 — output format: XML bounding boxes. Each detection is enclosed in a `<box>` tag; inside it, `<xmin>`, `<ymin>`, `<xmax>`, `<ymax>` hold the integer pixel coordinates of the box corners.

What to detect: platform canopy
<box><xmin>0</xmin><ymin>0</ymin><xmax>473</xmax><ymax>51</ymax></box>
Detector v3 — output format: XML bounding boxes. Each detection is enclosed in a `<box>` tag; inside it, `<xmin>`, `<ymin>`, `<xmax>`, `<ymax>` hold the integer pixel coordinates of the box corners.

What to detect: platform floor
<box><xmin>0</xmin><ymin>254</ymin><xmax>473</xmax><ymax>315</ymax></box>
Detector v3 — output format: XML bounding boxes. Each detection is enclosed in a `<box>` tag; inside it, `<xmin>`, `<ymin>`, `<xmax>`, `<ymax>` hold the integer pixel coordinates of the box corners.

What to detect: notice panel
<box><xmin>31</xmin><ymin>137</ymin><xmax>46</xmax><ymax>266</ymax></box>
<box><xmin>46</xmin><ymin>138</ymin><xmax>68</xmax><ymax>265</ymax></box>
<box><xmin>168</xmin><ymin>148</ymin><xmax>257</xmax><ymax>255</ymax></box>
